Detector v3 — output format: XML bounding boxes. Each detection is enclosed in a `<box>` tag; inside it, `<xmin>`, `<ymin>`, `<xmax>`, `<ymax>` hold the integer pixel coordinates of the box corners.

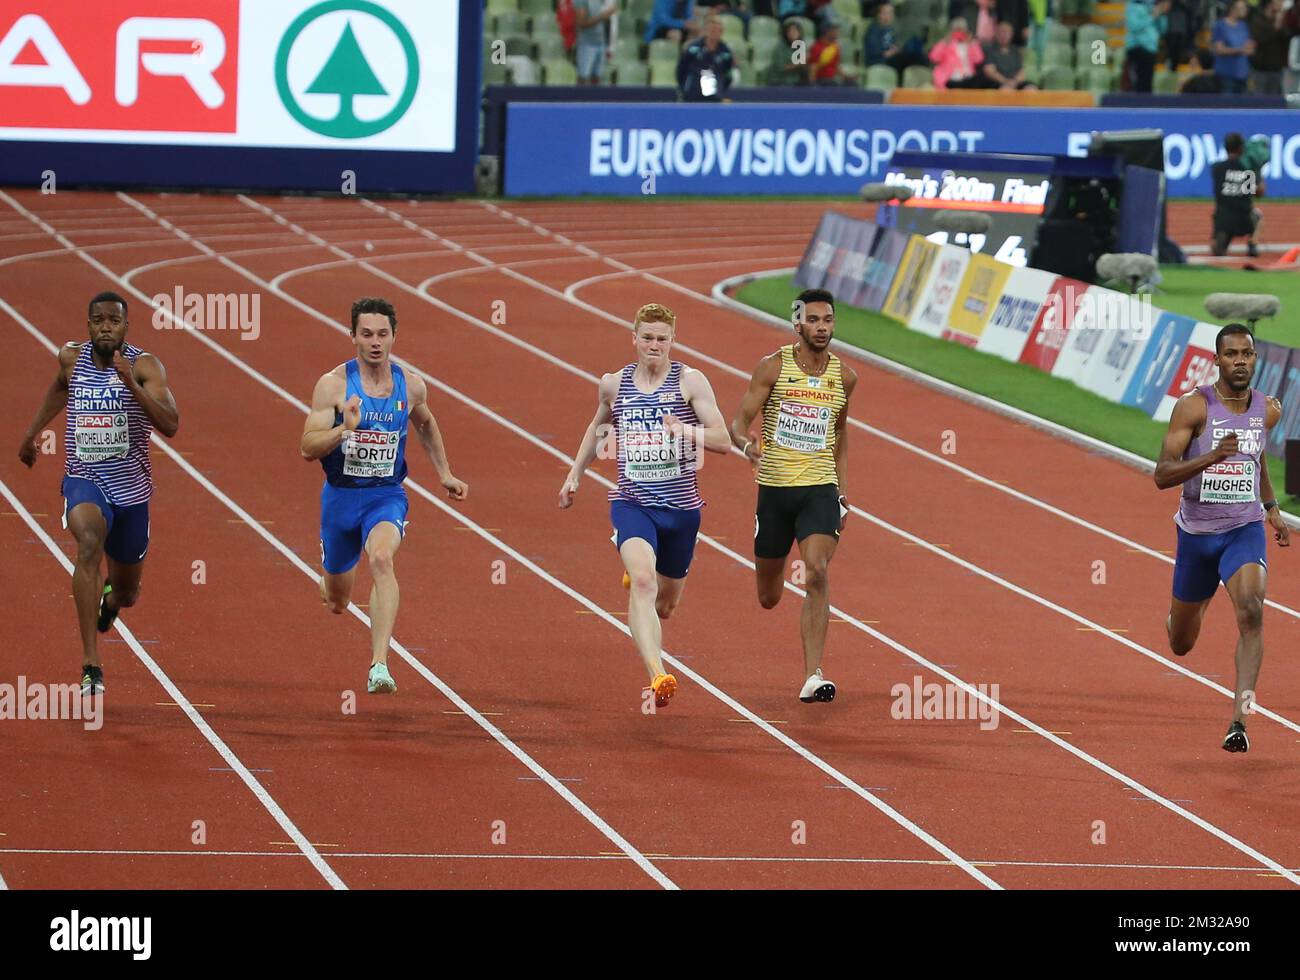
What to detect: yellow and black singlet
<box><xmin>756</xmin><ymin>345</ymin><xmax>847</xmax><ymax>488</ymax></box>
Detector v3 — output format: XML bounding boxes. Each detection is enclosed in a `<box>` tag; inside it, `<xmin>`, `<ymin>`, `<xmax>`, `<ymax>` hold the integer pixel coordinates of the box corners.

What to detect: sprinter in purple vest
<box><xmin>558</xmin><ymin>303</ymin><xmax>731</xmax><ymax>711</ymax></box>
<box><xmin>18</xmin><ymin>291</ymin><xmax>180</xmax><ymax>699</ymax></box>
<box><xmin>1154</xmin><ymin>323</ymin><xmax>1290</xmax><ymax>753</ymax></box>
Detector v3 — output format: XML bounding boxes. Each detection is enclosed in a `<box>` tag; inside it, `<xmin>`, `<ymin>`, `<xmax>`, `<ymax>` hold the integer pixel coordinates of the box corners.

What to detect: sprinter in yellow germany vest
<box><xmin>730</xmin><ymin>288</ymin><xmax>857</xmax><ymax>703</ymax></box>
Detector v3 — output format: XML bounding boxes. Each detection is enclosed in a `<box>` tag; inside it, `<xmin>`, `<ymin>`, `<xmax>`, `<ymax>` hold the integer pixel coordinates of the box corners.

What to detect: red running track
<box><xmin>0</xmin><ymin>191</ymin><xmax>1297</xmax><ymax>890</ymax></box>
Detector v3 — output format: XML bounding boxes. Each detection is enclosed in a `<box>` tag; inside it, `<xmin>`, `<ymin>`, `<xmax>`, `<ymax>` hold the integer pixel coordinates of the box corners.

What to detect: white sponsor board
<box><xmin>975</xmin><ymin>265</ymin><xmax>1055</xmax><ymax>361</ymax></box>
<box><xmin>909</xmin><ymin>244</ymin><xmax>970</xmax><ymax>338</ymax></box>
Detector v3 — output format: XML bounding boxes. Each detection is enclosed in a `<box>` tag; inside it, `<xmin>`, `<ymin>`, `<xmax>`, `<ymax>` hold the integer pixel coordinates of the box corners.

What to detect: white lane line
<box><xmin>2</xmin><ymin>846</ymin><xmax>1292</xmax><ymax>874</ymax></box>
<box><xmin>107</xmin><ymin>193</ymin><xmax>1002</xmax><ymax>891</ymax></box>
<box><xmin>0</xmin><ymin>472</ymin><xmax>347</xmax><ymax>891</ymax></box>
<box><xmin>231</xmin><ymin>196</ymin><xmax>1300</xmax><ymax>885</ymax></box>
<box><xmin>2</xmin><ymin>289</ymin><xmax>677</xmax><ymax>892</ymax></box>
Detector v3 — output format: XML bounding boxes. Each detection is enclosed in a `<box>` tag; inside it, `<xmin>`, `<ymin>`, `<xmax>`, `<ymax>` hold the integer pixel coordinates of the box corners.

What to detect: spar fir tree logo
<box><xmin>276</xmin><ymin>0</ymin><xmax>420</xmax><ymax>139</ymax></box>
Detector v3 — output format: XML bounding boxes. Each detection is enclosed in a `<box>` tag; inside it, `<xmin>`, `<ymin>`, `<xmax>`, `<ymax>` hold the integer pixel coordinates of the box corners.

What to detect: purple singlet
<box><xmin>1176</xmin><ymin>384</ymin><xmax>1266</xmax><ymax>534</ymax></box>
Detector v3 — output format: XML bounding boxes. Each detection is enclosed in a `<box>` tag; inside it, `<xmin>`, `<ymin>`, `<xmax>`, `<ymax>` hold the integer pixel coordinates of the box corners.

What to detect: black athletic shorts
<box><xmin>754</xmin><ymin>483</ymin><xmax>843</xmax><ymax>559</ymax></box>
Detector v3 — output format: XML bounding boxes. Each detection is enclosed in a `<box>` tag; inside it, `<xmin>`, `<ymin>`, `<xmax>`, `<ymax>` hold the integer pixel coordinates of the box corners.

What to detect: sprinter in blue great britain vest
<box><xmin>1154</xmin><ymin>323</ymin><xmax>1290</xmax><ymax>753</ymax></box>
<box><xmin>301</xmin><ymin>297</ymin><xmax>468</xmax><ymax>695</ymax></box>
<box><xmin>18</xmin><ymin>291</ymin><xmax>180</xmax><ymax>699</ymax></box>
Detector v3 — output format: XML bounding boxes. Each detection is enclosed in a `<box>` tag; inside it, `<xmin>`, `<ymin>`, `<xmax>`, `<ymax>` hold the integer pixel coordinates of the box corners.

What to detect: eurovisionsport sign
<box><xmin>0</xmin><ymin>0</ymin><xmax>456</xmax><ymax>151</ymax></box>
<box><xmin>505</xmin><ymin>103</ymin><xmax>1300</xmax><ymax>198</ymax></box>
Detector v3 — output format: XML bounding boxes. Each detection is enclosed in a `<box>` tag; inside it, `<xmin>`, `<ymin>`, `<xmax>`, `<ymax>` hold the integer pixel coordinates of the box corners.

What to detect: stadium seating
<box><xmin>615</xmin><ymin>61</ymin><xmax>649</xmax><ymax>85</ymax></box>
<box><xmin>504</xmin><ymin>36</ymin><xmax>533</xmax><ymax>58</ymax></box>
<box><xmin>647</xmin><ymin>38</ymin><xmax>678</xmax><ymax>64</ymax></box>
<box><xmin>1040</xmin><ymin>65</ymin><xmax>1077</xmax><ymax>90</ymax></box>
<box><xmin>749</xmin><ymin>16</ymin><xmax>780</xmax><ymax>43</ymax></box>
<box><xmin>902</xmin><ymin>65</ymin><xmax>933</xmax><ymax>88</ymax></box>
<box><xmin>478</xmin><ymin>2</ymin><xmax>1130</xmax><ymax>97</ymax></box>
<box><xmin>1077</xmin><ymin>66</ymin><xmax>1112</xmax><ymax>93</ymax></box>
<box><xmin>1042</xmin><ymin>44</ymin><xmax>1074</xmax><ymax>69</ymax></box>
<box><xmin>534</xmin><ymin>35</ymin><xmax>566</xmax><ymax>62</ymax></box>
<box><xmin>492</xmin><ymin>11</ymin><xmax>525</xmax><ymax>36</ymax></box>
<box><xmin>542</xmin><ymin>59</ymin><xmax>577</xmax><ymax>85</ymax></box>
<box><xmin>611</xmin><ymin>36</ymin><xmax>640</xmax><ymax>63</ymax></box>
<box><xmin>864</xmin><ymin>64</ymin><xmax>899</xmax><ymax>93</ymax></box>
<box><xmin>649</xmin><ymin>61</ymin><xmax>678</xmax><ymax>87</ymax></box>
<box><xmin>1154</xmin><ymin>71</ymin><xmax>1182</xmax><ymax>95</ymax></box>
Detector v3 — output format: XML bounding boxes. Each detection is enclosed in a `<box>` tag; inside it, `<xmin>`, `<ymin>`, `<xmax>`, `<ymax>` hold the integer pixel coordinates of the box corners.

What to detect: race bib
<box><xmin>74</xmin><ymin>412</ymin><xmax>129</xmax><ymax>463</ymax></box>
<box><xmin>774</xmin><ymin>401</ymin><xmax>830</xmax><ymax>453</ymax></box>
<box><xmin>622</xmin><ymin>427</ymin><xmax>681</xmax><ymax>483</ymax></box>
<box><xmin>343</xmin><ymin>429</ymin><xmax>399</xmax><ymax>478</ymax></box>
<box><xmin>1200</xmin><ymin>460</ymin><xmax>1256</xmax><ymax>504</ymax></box>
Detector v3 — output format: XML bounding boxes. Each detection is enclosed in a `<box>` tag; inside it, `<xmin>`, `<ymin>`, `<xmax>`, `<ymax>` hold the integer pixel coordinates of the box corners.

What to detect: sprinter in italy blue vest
<box><xmin>301</xmin><ymin>297</ymin><xmax>468</xmax><ymax>695</ymax></box>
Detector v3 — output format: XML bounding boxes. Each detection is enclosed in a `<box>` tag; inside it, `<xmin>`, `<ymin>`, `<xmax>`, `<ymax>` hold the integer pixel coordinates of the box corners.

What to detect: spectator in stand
<box><xmin>951</xmin><ymin>0</ymin><xmax>1029</xmax><ymax>44</ymax></box>
<box><xmin>865</xmin><ymin>4</ymin><xmax>929</xmax><ymax>73</ymax></box>
<box><xmin>712</xmin><ymin>2</ymin><xmax>752</xmax><ymax>27</ymax></box>
<box><xmin>768</xmin><ymin>18</ymin><xmax>810</xmax><ymax>84</ymax></box>
<box><xmin>678</xmin><ymin>13</ymin><xmax>735</xmax><ymax>100</ymax></box>
<box><xmin>930</xmin><ymin>17</ymin><xmax>987</xmax><ymax>88</ymax></box>
<box><xmin>1213</xmin><ymin>1</ymin><xmax>1255</xmax><ymax>93</ymax></box>
<box><xmin>1125</xmin><ymin>0</ymin><xmax>1170</xmax><ymax>93</ymax></box>
<box><xmin>950</xmin><ymin>0</ymin><xmax>999</xmax><ymax>45</ymax></box>
<box><xmin>981</xmin><ymin>20</ymin><xmax>1038</xmax><ymax>88</ymax></box>
<box><xmin>807</xmin><ymin>0</ymin><xmax>836</xmax><ymax>32</ymax></box>
<box><xmin>645</xmin><ymin>0</ymin><xmax>698</xmax><ymax>44</ymax></box>
<box><xmin>1212</xmin><ymin>131</ymin><xmax>1264</xmax><ymax>257</ymax></box>
<box><xmin>1180</xmin><ymin>48</ymin><xmax>1224</xmax><ymax>91</ymax></box>
<box><xmin>1249</xmin><ymin>0</ymin><xmax>1289</xmax><ymax>93</ymax></box>
<box><xmin>573</xmin><ymin>0</ymin><xmax>617</xmax><ymax>84</ymax></box>
<box><xmin>775</xmin><ymin>0</ymin><xmax>808</xmax><ymax>21</ymax></box>
<box><xmin>809</xmin><ymin>21</ymin><xmax>852</xmax><ymax>84</ymax></box>
<box><xmin>1165</xmin><ymin>0</ymin><xmax>1196</xmax><ymax>68</ymax></box>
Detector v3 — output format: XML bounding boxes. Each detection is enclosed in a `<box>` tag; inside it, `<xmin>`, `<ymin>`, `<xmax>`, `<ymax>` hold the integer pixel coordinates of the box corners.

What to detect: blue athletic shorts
<box><xmin>1172</xmin><ymin>521</ymin><xmax>1267</xmax><ymax>602</ymax></box>
<box><xmin>610</xmin><ymin>500</ymin><xmax>701</xmax><ymax>580</ymax></box>
<box><xmin>62</xmin><ymin>476</ymin><xmax>150</xmax><ymax>564</ymax></box>
<box><xmin>320</xmin><ymin>483</ymin><xmax>408</xmax><ymax>575</ymax></box>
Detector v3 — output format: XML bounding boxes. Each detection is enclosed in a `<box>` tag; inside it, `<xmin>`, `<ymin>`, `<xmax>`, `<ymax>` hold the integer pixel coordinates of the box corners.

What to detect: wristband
<box><xmin>1264</xmin><ymin>500</ymin><xmax>1278</xmax><ymax>511</ymax></box>
<box><xmin>742</xmin><ymin>440</ymin><xmax>752</xmax><ymax>455</ymax></box>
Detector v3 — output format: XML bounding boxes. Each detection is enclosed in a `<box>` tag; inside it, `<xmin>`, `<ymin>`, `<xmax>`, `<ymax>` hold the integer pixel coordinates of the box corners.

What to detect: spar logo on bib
<box><xmin>774</xmin><ymin>401</ymin><xmax>831</xmax><ymax>453</ymax></box>
<box><xmin>343</xmin><ymin>428</ymin><xmax>399</xmax><ymax>477</ymax></box>
<box><xmin>1200</xmin><ymin>459</ymin><xmax>1256</xmax><ymax>503</ymax></box>
<box><xmin>275</xmin><ymin>1</ymin><xmax>420</xmax><ymax>139</ymax></box>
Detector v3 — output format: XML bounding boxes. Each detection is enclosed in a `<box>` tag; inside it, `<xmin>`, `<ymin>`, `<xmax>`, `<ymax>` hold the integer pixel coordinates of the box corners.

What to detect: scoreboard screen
<box><xmin>877</xmin><ymin>151</ymin><xmax>1061</xmax><ymax>268</ymax></box>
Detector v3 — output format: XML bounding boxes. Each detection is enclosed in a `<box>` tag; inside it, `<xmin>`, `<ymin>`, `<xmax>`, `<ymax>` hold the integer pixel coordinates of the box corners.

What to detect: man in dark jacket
<box><xmin>677</xmin><ymin>14</ymin><xmax>734</xmax><ymax>101</ymax></box>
